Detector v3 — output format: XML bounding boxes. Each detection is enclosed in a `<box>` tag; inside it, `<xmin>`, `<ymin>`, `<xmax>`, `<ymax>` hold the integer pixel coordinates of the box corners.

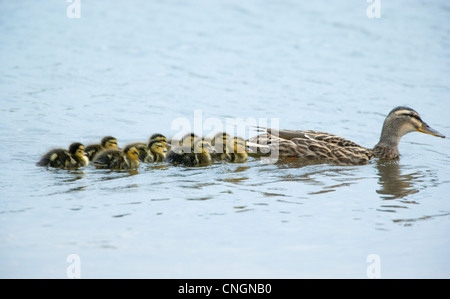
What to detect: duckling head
<box><xmin>211</xmin><ymin>132</ymin><xmax>231</xmax><ymax>153</ymax></box>
<box><xmin>181</xmin><ymin>133</ymin><xmax>199</xmax><ymax>148</ymax></box>
<box><xmin>148</xmin><ymin>139</ymin><xmax>167</xmax><ymax>156</ymax></box>
<box><xmin>233</xmin><ymin>137</ymin><xmax>247</xmax><ymax>153</ymax></box>
<box><xmin>150</xmin><ymin>133</ymin><xmax>168</xmax><ymax>148</ymax></box>
<box><xmin>124</xmin><ymin>145</ymin><xmax>140</xmax><ymax>162</ymax></box>
<box><xmin>101</xmin><ymin>136</ymin><xmax>119</xmax><ymax>150</ymax></box>
<box><xmin>69</xmin><ymin>142</ymin><xmax>89</xmax><ymax>166</ymax></box>
<box><xmin>194</xmin><ymin>139</ymin><xmax>213</xmax><ymax>154</ymax></box>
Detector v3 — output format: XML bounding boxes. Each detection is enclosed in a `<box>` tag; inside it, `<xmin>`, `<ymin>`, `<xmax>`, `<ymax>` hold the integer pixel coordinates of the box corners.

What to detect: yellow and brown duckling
<box><xmin>247</xmin><ymin>106</ymin><xmax>445</xmax><ymax>165</ymax></box>
<box><xmin>210</xmin><ymin>132</ymin><xmax>232</xmax><ymax>161</ymax></box>
<box><xmin>37</xmin><ymin>142</ymin><xmax>89</xmax><ymax>169</ymax></box>
<box><xmin>149</xmin><ymin>133</ymin><xmax>168</xmax><ymax>149</ymax></box>
<box><xmin>127</xmin><ymin>134</ymin><xmax>168</xmax><ymax>163</ymax></box>
<box><xmin>147</xmin><ymin>139</ymin><xmax>167</xmax><ymax>162</ymax></box>
<box><xmin>165</xmin><ymin>138</ymin><xmax>213</xmax><ymax>166</ymax></box>
<box><xmin>229</xmin><ymin>136</ymin><xmax>248</xmax><ymax>163</ymax></box>
<box><xmin>132</xmin><ymin>139</ymin><xmax>167</xmax><ymax>163</ymax></box>
<box><xmin>93</xmin><ymin>144</ymin><xmax>140</xmax><ymax>170</ymax></box>
<box><xmin>170</xmin><ymin>132</ymin><xmax>199</xmax><ymax>148</ymax></box>
<box><xmin>85</xmin><ymin>136</ymin><xmax>119</xmax><ymax>161</ymax></box>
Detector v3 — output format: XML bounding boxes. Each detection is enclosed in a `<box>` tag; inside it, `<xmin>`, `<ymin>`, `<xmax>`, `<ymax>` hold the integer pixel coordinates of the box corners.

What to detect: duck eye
<box><xmin>405</xmin><ymin>113</ymin><xmax>422</xmax><ymax>122</ymax></box>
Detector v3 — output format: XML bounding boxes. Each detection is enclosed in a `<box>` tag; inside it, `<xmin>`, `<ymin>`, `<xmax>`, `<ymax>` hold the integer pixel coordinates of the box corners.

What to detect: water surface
<box><xmin>0</xmin><ymin>0</ymin><xmax>449</xmax><ymax>278</ymax></box>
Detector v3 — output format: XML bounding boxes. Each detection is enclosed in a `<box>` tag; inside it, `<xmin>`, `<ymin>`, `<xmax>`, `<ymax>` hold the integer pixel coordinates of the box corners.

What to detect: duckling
<box><xmin>210</xmin><ymin>132</ymin><xmax>232</xmax><ymax>161</ymax></box>
<box><xmin>165</xmin><ymin>139</ymin><xmax>212</xmax><ymax>166</ymax></box>
<box><xmin>127</xmin><ymin>134</ymin><xmax>168</xmax><ymax>163</ymax></box>
<box><xmin>248</xmin><ymin>106</ymin><xmax>445</xmax><ymax>165</ymax></box>
<box><xmin>37</xmin><ymin>142</ymin><xmax>89</xmax><ymax>169</ymax></box>
<box><xmin>124</xmin><ymin>142</ymin><xmax>152</xmax><ymax>162</ymax></box>
<box><xmin>85</xmin><ymin>136</ymin><xmax>119</xmax><ymax>161</ymax></box>
<box><xmin>93</xmin><ymin>144</ymin><xmax>140</xmax><ymax>170</ymax></box>
<box><xmin>229</xmin><ymin>137</ymin><xmax>248</xmax><ymax>163</ymax></box>
<box><xmin>171</xmin><ymin>133</ymin><xmax>199</xmax><ymax>147</ymax></box>
<box><xmin>147</xmin><ymin>139</ymin><xmax>167</xmax><ymax>162</ymax></box>
<box><xmin>149</xmin><ymin>133</ymin><xmax>168</xmax><ymax>149</ymax></box>
<box><xmin>164</xmin><ymin>143</ymin><xmax>195</xmax><ymax>165</ymax></box>
<box><xmin>195</xmin><ymin>139</ymin><xmax>213</xmax><ymax>166</ymax></box>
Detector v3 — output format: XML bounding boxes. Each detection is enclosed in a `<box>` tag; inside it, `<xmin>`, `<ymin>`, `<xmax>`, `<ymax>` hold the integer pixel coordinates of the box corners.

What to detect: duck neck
<box><xmin>373</xmin><ymin>126</ymin><xmax>401</xmax><ymax>160</ymax></box>
<box><xmin>197</xmin><ymin>152</ymin><xmax>211</xmax><ymax>163</ymax></box>
<box><xmin>153</xmin><ymin>152</ymin><xmax>165</xmax><ymax>162</ymax></box>
<box><xmin>77</xmin><ymin>156</ymin><xmax>89</xmax><ymax>166</ymax></box>
<box><xmin>125</xmin><ymin>156</ymin><xmax>139</xmax><ymax>168</ymax></box>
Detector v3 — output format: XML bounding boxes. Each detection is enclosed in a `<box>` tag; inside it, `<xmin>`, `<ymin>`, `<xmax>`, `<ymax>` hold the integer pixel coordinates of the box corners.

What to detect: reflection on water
<box><xmin>376</xmin><ymin>161</ymin><xmax>420</xmax><ymax>200</ymax></box>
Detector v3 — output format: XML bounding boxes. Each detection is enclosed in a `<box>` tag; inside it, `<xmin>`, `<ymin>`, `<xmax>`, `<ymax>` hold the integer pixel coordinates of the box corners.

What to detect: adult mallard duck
<box><xmin>247</xmin><ymin>106</ymin><xmax>445</xmax><ymax>165</ymax></box>
<box><xmin>37</xmin><ymin>142</ymin><xmax>89</xmax><ymax>169</ymax></box>
<box><xmin>85</xmin><ymin>136</ymin><xmax>119</xmax><ymax>161</ymax></box>
<box><xmin>93</xmin><ymin>144</ymin><xmax>140</xmax><ymax>170</ymax></box>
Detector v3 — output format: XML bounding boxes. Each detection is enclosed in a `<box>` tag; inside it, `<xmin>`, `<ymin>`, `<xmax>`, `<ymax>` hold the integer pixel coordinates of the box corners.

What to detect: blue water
<box><xmin>0</xmin><ymin>0</ymin><xmax>449</xmax><ymax>278</ymax></box>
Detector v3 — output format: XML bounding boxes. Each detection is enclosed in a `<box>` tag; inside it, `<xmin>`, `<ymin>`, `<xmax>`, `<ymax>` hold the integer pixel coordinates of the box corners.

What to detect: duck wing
<box><xmin>266</xmin><ymin>128</ymin><xmax>363</xmax><ymax>148</ymax></box>
<box><xmin>248</xmin><ymin>128</ymin><xmax>373</xmax><ymax>164</ymax></box>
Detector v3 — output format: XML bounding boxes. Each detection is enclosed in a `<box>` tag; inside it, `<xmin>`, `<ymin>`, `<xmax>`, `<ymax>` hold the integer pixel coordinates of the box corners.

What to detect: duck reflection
<box><xmin>375</xmin><ymin>160</ymin><xmax>419</xmax><ymax>200</ymax></box>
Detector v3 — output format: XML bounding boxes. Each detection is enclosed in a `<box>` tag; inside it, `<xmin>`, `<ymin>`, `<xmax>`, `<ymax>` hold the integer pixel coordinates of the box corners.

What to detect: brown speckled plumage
<box><xmin>248</xmin><ymin>107</ymin><xmax>445</xmax><ymax>165</ymax></box>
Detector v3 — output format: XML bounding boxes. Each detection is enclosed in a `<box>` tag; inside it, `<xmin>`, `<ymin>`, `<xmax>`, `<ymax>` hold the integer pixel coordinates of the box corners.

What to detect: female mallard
<box><xmin>165</xmin><ymin>139</ymin><xmax>213</xmax><ymax>166</ymax></box>
<box><xmin>37</xmin><ymin>142</ymin><xmax>89</xmax><ymax>169</ymax></box>
<box><xmin>93</xmin><ymin>144</ymin><xmax>140</xmax><ymax>170</ymax></box>
<box><xmin>85</xmin><ymin>136</ymin><xmax>119</xmax><ymax>161</ymax></box>
<box><xmin>248</xmin><ymin>106</ymin><xmax>445</xmax><ymax>165</ymax></box>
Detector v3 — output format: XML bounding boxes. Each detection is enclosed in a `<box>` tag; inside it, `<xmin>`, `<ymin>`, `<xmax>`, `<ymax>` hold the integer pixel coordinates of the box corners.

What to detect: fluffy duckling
<box><xmin>93</xmin><ymin>144</ymin><xmax>140</xmax><ymax>170</ymax></box>
<box><xmin>170</xmin><ymin>133</ymin><xmax>199</xmax><ymax>148</ymax></box>
<box><xmin>229</xmin><ymin>137</ymin><xmax>248</xmax><ymax>163</ymax></box>
<box><xmin>165</xmin><ymin>139</ymin><xmax>212</xmax><ymax>166</ymax></box>
<box><xmin>210</xmin><ymin>132</ymin><xmax>232</xmax><ymax>161</ymax></box>
<box><xmin>85</xmin><ymin>136</ymin><xmax>119</xmax><ymax>161</ymax></box>
<box><xmin>147</xmin><ymin>139</ymin><xmax>167</xmax><ymax>162</ymax></box>
<box><xmin>149</xmin><ymin>133</ymin><xmax>168</xmax><ymax>149</ymax></box>
<box><xmin>37</xmin><ymin>143</ymin><xmax>89</xmax><ymax>169</ymax></box>
<box><xmin>124</xmin><ymin>142</ymin><xmax>152</xmax><ymax>162</ymax></box>
<box><xmin>195</xmin><ymin>139</ymin><xmax>213</xmax><ymax>166</ymax></box>
<box><xmin>127</xmin><ymin>135</ymin><xmax>168</xmax><ymax>163</ymax></box>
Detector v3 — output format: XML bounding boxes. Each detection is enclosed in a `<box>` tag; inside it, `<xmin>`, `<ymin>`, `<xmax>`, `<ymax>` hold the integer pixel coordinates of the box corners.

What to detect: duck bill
<box><xmin>418</xmin><ymin>123</ymin><xmax>446</xmax><ymax>138</ymax></box>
